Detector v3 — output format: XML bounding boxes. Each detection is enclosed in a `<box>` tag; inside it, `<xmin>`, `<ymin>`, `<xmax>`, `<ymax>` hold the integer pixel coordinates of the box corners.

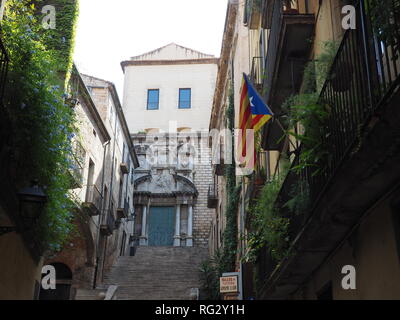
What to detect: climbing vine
<box><xmin>200</xmin><ymin>88</ymin><xmax>241</xmax><ymax>299</ymax></box>
<box><xmin>34</xmin><ymin>0</ymin><xmax>80</xmax><ymax>86</ymax></box>
<box><xmin>220</xmin><ymin>86</ymin><xmax>241</xmax><ymax>273</ymax></box>
<box><xmin>2</xmin><ymin>0</ymin><xmax>79</xmax><ymax>253</ymax></box>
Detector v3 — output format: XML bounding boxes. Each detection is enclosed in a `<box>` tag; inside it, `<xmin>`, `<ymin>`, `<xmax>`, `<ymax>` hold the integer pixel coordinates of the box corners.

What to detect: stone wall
<box><xmin>193</xmin><ymin>146</ymin><xmax>214</xmax><ymax>247</ymax></box>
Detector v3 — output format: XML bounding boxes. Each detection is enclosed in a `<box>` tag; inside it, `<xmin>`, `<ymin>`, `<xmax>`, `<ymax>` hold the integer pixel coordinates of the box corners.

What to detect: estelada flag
<box><xmin>237</xmin><ymin>73</ymin><xmax>273</xmax><ymax>172</ymax></box>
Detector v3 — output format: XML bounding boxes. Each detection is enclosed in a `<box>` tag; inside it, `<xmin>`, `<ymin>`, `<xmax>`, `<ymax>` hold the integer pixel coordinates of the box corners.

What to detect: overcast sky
<box><xmin>73</xmin><ymin>0</ymin><xmax>228</xmax><ymax>97</ymax></box>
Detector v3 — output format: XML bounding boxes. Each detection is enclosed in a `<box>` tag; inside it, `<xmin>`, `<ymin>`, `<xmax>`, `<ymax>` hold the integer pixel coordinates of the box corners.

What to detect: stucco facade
<box><xmin>122</xmin><ymin>43</ymin><xmax>218</xmax><ymax>133</ymax></box>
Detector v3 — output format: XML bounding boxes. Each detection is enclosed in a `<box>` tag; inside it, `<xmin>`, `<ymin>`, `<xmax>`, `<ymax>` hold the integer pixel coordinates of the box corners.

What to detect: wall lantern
<box><xmin>0</xmin><ymin>180</ymin><xmax>48</xmax><ymax>236</ymax></box>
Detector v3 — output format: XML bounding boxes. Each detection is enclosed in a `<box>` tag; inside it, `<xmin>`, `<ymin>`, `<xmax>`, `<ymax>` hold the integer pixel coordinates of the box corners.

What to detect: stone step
<box><xmin>102</xmin><ymin>246</ymin><xmax>209</xmax><ymax>300</ymax></box>
<box><xmin>75</xmin><ymin>289</ymin><xmax>106</xmax><ymax>300</ymax></box>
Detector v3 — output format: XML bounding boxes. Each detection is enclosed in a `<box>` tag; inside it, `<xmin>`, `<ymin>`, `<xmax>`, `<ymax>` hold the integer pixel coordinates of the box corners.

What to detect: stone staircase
<box><xmin>103</xmin><ymin>246</ymin><xmax>209</xmax><ymax>300</ymax></box>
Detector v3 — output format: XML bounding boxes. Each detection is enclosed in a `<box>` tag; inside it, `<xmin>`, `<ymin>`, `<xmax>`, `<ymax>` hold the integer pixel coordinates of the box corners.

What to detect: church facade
<box><xmin>121</xmin><ymin>43</ymin><xmax>219</xmax><ymax>248</ymax></box>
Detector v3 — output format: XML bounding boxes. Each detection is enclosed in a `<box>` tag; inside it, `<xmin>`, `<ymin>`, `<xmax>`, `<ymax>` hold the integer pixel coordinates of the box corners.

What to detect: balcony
<box><xmin>120</xmin><ymin>162</ymin><xmax>129</xmax><ymax>175</ymax></box>
<box><xmin>256</xmin><ymin>0</ymin><xmax>400</xmax><ymax>299</ymax></box>
<box><xmin>245</xmin><ymin>0</ymin><xmax>262</xmax><ymax>29</ymax></box>
<box><xmin>100</xmin><ymin>211</ymin><xmax>115</xmax><ymax>236</ymax></box>
<box><xmin>116</xmin><ymin>199</ymin><xmax>129</xmax><ymax>219</ymax></box>
<box><xmin>207</xmin><ymin>184</ymin><xmax>218</xmax><ymax>209</ymax></box>
<box><xmin>261</xmin><ymin>0</ymin><xmax>314</xmax><ymax>150</ymax></box>
<box><xmin>263</xmin><ymin>0</ymin><xmax>315</xmax><ymax>109</ymax></box>
<box><xmin>211</xmin><ymin>135</ymin><xmax>229</xmax><ymax>176</ymax></box>
<box><xmin>82</xmin><ymin>185</ymin><xmax>102</xmax><ymax>216</ymax></box>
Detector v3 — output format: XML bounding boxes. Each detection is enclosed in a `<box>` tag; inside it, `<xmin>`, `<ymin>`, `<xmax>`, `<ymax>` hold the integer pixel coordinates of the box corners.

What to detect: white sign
<box><xmin>220</xmin><ymin>275</ymin><xmax>238</xmax><ymax>293</ymax></box>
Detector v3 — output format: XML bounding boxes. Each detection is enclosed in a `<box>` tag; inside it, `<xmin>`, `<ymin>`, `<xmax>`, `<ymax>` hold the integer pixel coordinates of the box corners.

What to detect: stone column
<box><xmin>139</xmin><ymin>205</ymin><xmax>147</xmax><ymax>246</ymax></box>
<box><xmin>173</xmin><ymin>204</ymin><xmax>181</xmax><ymax>246</ymax></box>
<box><xmin>187</xmin><ymin>204</ymin><xmax>193</xmax><ymax>247</ymax></box>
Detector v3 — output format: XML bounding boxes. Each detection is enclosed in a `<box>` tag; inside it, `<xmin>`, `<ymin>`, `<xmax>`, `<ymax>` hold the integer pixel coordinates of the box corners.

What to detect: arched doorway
<box><xmin>39</xmin><ymin>263</ymin><xmax>73</xmax><ymax>300</ymax></box>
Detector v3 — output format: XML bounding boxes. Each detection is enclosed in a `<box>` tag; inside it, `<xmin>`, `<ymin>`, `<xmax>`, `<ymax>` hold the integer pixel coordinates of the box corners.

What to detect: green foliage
<box><xmin>3</xmin><ymin>0</ymin><xmax>79</xmax><ymax>253</ymax></box>
<box><xmin>302</xmin><ymin>41</ymin><xmax>339</xmax><ymax>94</ymax></box>
<box><xmin>34</xmin><ymin>0</ymin><xmax>79</xmax><ymax>86</ymax></box>
<box><xmin>199</xmin><ymin>250</ymin><xmax>225</xmax><ymax>300</ymax></box>
<box><xmin>281</xmin><ymin>41</ymin><xmax>338</xmax><ymax>174</ymax></box>
<box><xmin>220</xmin><ymin>87</ymin><xmax>241</xmax><ymax>272</ymax></box>
<box><xmin>282</xmin><ymin>93</ymin><xmax>330</xmax><ymax>173</ymax></box>
<box><xmin>283</xmin><ymin>179</ymin><xmax>310</xmax><ymax>216</ymax></box>
<box><xmin>243</xmin><ymin>166</ymin><xmax>290</xmax><ymax>263</ymax></box>
<box><xmin>366</xmin><ymin>0</ymin><xmax>400</xmax><ymax>58</ymax></box>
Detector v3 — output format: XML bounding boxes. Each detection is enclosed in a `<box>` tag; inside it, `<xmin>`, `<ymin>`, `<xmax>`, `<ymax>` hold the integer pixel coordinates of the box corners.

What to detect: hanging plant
<box><xmin>242</xmin><ymin>159</ymin><xmax>291</xmax><ymax>264</ymax></box>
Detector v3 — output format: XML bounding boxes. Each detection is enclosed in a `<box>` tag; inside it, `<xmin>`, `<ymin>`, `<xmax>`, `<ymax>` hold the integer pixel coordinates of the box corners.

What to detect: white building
<box><xmin>121</xmin><ymin>43</ymin><xmax>218</xmax><ymax>133</ymax></box>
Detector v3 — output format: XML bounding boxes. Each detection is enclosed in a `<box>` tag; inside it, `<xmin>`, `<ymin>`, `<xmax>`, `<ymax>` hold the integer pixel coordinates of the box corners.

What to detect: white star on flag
<box><xmin>249</xmin><ymin>96</ymin><xmax>254</xmax><ymax>107</ymax></box>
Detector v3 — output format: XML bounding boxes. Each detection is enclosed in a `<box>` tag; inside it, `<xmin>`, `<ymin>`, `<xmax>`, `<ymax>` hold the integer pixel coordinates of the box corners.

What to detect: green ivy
<box><xmin>2</xmin><ymin>0</ymin><xmax>79</xmax><ymax>253</ymax></box>
<box><xmin>220</xmin><ymin>87</ymin><xmax>242</xmax><ymax>273</ymax></box>
<box><xmin>34</xmin><ymin>0</ymin><xmax>79</xmax><ymax>86</ymax></box>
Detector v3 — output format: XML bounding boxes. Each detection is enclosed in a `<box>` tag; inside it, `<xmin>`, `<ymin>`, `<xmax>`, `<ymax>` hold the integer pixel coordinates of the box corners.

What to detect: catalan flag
<box><xmin>237</xmin><ymin>73</ymin><xmax>273</xmax><ymax>171</ymax></box>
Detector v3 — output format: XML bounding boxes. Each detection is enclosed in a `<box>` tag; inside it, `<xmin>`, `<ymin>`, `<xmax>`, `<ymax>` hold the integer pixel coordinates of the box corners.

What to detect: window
<box><xmin>147</xmin><ymin>89</ymin><xmax>159</xmax><ymax>110</ymax></box>
<box><xmin>179</xmin><ymin>88</ymin><xmax>191</xmax><ymax>109</ymax></box>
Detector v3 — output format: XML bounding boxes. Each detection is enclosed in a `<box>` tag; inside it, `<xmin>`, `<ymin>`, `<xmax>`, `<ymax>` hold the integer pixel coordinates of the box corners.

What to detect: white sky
<box><xmin>73</xmin><ymin>0</ymin><xmax>229</xmax><ymax>97</ymax></box>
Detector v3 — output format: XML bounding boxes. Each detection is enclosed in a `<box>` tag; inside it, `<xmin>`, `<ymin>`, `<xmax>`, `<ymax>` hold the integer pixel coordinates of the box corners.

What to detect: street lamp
<box><xmin>0</xmin><ymin>180</ymin><xmax>48</xmax><ymax>236</ymax></box>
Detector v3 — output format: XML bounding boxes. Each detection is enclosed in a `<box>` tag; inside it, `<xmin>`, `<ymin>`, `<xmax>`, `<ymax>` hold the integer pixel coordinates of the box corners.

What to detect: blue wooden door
<box><xmin>148</xmin><ymin>206</ymin><xmax>175</xmax><ymax>246</ymax></box>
